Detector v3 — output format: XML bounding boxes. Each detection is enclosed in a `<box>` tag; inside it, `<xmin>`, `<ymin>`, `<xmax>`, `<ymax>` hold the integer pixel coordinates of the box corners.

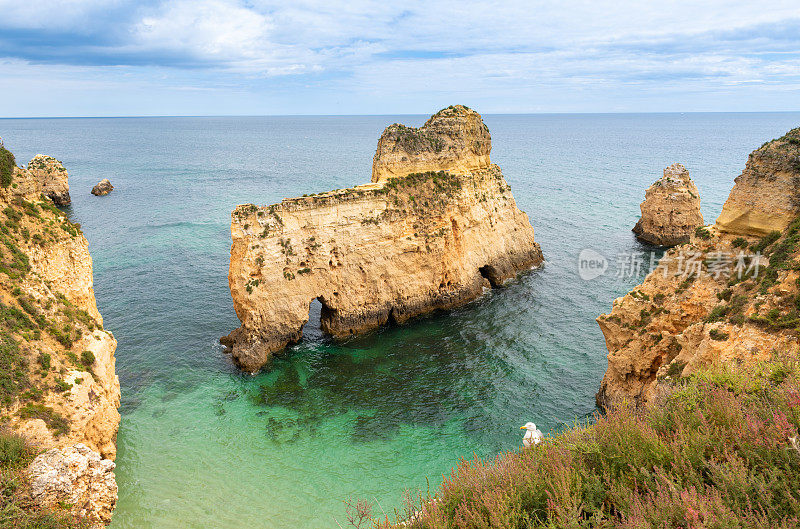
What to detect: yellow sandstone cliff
<box><xmin>716</xmin><ymin>129</ymin><xmax>800</xmax><ymax>236</ymax></box>
<box><xmin>224</xmin><ymin>106</ymin><xmax>543</xmax><ymax>372</ymax></box>
<box><xmin>0</xmin><ymin>144</ymin><xmax>119</xmax><ymax>525</ymax></box>
<box><xmin>597</xmin><ymin>127</ymin><xmax>800</xmax><ymax>407</ymax></box>
<box><xmin>632</xmin><ymin>163</ymin><xmax>703</xmax><ymax>246</ymax></box>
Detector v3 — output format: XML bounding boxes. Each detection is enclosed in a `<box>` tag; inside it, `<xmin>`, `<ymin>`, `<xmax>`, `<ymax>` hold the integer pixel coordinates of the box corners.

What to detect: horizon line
<box><xmin>1</xmin><ymin>110</ymin><xmax>800</xmax><ymax>120</ymax></box>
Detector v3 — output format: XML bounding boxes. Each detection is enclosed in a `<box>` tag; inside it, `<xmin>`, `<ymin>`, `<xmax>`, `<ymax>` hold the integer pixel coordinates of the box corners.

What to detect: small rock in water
<box><xmin>91</xmin><ymin>179</ymin><xmax>114</xmax><ymax>196</ymax></box>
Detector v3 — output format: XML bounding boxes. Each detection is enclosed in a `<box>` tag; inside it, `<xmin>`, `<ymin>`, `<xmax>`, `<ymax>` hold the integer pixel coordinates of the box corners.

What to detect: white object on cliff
<box><xmin>520</xmin><ymin>422</ymin><xmax>543</xmax><ymax>447</ymax></box>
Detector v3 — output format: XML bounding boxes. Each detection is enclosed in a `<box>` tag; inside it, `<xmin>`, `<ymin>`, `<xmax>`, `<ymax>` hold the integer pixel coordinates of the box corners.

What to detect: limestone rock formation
<box><xmin>716</xmin><ymin>128</ymin><xmax>800</xmax><ymax>236</ymax></box>
<box><xmin>0</xmin><ymin>144</ymin><xmax>119</xmax><ymax>523</ymax></box>
<box><xmin>91</xmin><ymin>179</ymin><xmax>113</xmax><ymax>196</ymax></box>
<box><xmin>224</xmin><ymin>106</ymin><xmax>543</xmax><ymax>372</ymax></box>
<box><xmin>597</xmin><ymin>128</ymin><xmax>800</xmax><ymax>408</ymax></box>
<box><xmin>28</xmin><ymin>444</ymin><xmax>117</xmax><ymax>526</ymax></box>
<box><xmin>632</xmin><ymin>163</ymin><xmax>704</xmax><ymax>246</ymax></box>
<box><xmin>28</xmin><ymin>154</ymin><xmax>71</xmax><ymax>206</ymax></box>
<box><xmin>371</xmin><ymin>105</ymin><xmax>491</xmax><ymax>182</ymax></box>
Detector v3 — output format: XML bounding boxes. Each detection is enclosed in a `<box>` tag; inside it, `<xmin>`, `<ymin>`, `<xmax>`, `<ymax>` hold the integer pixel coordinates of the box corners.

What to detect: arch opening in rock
<box><xmin>479</xmin><ymin>265</ymin><xmax>502</xmax><ymax>287</ymax></box>
<box><xmin>302</xmin><ymin>297</ymin><xmax>335</xmax><ymax>341</ymax></box>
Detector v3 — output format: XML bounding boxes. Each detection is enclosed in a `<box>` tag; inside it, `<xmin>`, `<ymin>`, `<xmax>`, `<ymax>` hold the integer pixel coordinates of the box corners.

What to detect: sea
<box><xmin>1</xmin><ymin>112</ymin><xmax>798</xmax><ymax>528</ymax></box>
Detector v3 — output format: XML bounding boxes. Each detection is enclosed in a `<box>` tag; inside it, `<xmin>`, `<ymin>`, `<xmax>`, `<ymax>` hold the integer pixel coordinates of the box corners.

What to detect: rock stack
<box><xmin>632</xmin><ymin>163</ymin><xmax>704</xmax><ymax>246</ymax></box>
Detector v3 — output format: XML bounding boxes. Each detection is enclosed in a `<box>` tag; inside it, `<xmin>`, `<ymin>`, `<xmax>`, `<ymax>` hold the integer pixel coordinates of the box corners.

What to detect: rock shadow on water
<box><xmin>245</xmin><ymin>329</ymin><xmax>508</xmax><ymax>446</ymax></box>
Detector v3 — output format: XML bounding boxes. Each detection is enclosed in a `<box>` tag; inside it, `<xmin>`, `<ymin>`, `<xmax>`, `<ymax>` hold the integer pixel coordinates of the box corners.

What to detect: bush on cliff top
<box><xmin>0</xmin><ymin>147</ymin><xmax>14</xmax><ymax>188</ymax></box>
<box><xmin>370</xmin><ymin>359</ymin><xmax>800</xmax><ymax>528</ymax></box>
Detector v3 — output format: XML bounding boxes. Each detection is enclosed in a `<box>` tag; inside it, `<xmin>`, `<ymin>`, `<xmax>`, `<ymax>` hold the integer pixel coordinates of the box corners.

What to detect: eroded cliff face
<box><xmin>632</xmin><ymin>163</ymin><xmax>703</xmax><ymax>246</ymax></box>
<box><xmin>716</xmin><ymin>128</ymin><xmax>800</xmax><ymax>236</ymax></box>
<box><xmin>0</xmin><ymin>146</ymin><xmax>119</xmax><ymax>525</ymax></box>
<box><xmin>225</xmin><ymin>106</ymin><xmax>543</xmax><ymax>372</ymax></box>
<box><xmin>597</xmin><ymin>129</ymin><xmax>800</xmax><ymax>408</ymax></box>
<box><xmin>371</xmin><ymin>105</ymin><xmax>491</xmax><ymax>183</ymax></box>
<box><xmin>28</xmin><ymin>154</ymin><xmax>71</xmax><ymax>206</ymax></box>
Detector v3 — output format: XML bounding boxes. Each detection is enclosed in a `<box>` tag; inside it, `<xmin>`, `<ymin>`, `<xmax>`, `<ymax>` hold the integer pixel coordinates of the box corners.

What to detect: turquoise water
<box><xmin>1</xmin><ymin>113</ymin><xmax>799</xmax><ymax>528</ymax></box>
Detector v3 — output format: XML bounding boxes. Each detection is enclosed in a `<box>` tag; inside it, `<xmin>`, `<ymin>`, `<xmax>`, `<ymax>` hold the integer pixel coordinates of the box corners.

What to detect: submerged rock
<box><xmin>224</xmin><ymin>105</ymin><xmax>544</xmax><ymax>372</ymax></box>
<box><xmin>632</xmin><ymin>163</ymin><xmax>703</xmax><ymax>246</ymax></box>
<box><xmin>28</xmin><ymin>154</ymin><xmax>71</xmax><ymax>206</ymax></box>
<box><xmin>28</xmin><ymin>444</ymin><xmax>117</xmax><ymax>526</ymax></box>
<box><xmin>91</xmin><ymin>179</ymin><xmax>114</xmax><ymax>196</ymax></box>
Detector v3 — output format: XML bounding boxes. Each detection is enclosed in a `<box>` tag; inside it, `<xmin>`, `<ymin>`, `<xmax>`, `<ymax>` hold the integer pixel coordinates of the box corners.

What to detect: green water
<box><xmin>1</xmin><ymin>112</ymin><xmax>799</xmax><ymax>527</ymax></box>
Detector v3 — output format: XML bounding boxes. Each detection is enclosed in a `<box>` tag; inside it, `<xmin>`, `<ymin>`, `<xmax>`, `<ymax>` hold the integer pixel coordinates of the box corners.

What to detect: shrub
<box><xmin>695</xmin><ymin>226</ymin><xmax>711</xmax><ymax>240</ymax></box>
<box><xmin>53</xmin><ymin>378</ymin><xmax>72</xmax><ymax>393</ymax></box>
<box><xmin>79</xmin><ymin>350</ymin><xmax>95</xmax><ymax>367</ymax></box>
<box><xmin>709</xmin><ymin>328</ymin><xmax>729</xmax><ymax>341</ymax></box>
<box><xmin>752</xmin><ymin>230</ymin><xmax>781</xmax><ymax>253</ymax></box>
<box><xmin>373</xmin><ymin>360</ymin><xmax>800</xmax><ymax>529</ymax></box>
<box><xmin>0</xmin><ymin>331</ymin><xmax>29</xmax><ymax>406</ymax></box>
<box><xmin>38</xmin><ymin>352</ymin><xmax>51</xmax><ymax>372</ymax></box>
<box><xmin>18</xmin><ymin>404</ymin><xmax>69</xmax><ymax>436</ymax></box>
<box><xmin>705</xmin><ymin>304</ymin><xmax>729</xmax><ymax>322</ymax></box>
<box><xmin>731</xmin><ymin>237</ymin><xmax>748</xmax><ymax>248</ymax></box>
<box><xmin>0</xmin><ymin>146</ymin><xmax>15</xmax><ymax>188</ymax></box>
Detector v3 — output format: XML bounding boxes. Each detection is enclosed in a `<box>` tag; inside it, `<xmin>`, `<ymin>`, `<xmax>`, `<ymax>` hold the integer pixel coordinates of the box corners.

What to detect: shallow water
<box><xmin>1</xmin><ymin>112</ymin><xmax>798</xmax><ymax>528</ymax></box>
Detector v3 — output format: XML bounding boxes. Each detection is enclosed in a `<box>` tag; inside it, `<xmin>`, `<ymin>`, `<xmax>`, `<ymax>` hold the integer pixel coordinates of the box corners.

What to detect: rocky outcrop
<box><xmin>371</xmin><ymin>105</ymin><xmax>491</xmax><ymax>183</ymax></box>
<box><xmin>597</xmin><ymin>128</ymin><xmax>800</xmax><ymax>408</ymax></box>
<box><xmin>28</xmin><ymin>444</ymin><xmax>117</xmax><ymax>526</ymax></box>
<box><xmin>0</xmin><ymin>145</ymin><xmax>119</xmax><ymax>523</ymax></box>
<box><xmin>716</xmin><ymin>128</ymin><xmax>800</xmax><ymax>236</ymax></box>
<box><xmin>91</xmin><ymin>179</ymin><xmax>113</xmax><ymax>196</ymax></box>
<box><xmin>28</xmin><ymin>154</ymin><xmax>71</xmax><ymax>206</ymax></box>
<box><xmin>632</xmin><ymin>163</ymin><xmax>704</xmax><ymax>246</ymax></box>
<box><xmin>224</xmin><ymin>106</ymin><xmax>543</xmax><ymax>372</ymax></box>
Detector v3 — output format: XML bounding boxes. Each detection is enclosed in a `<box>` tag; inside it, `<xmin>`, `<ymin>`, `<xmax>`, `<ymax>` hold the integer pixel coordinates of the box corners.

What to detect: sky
<box><xmin>0</xmin><ymin>0</ymin><xmax>798</xmax><ymax>116</ymax></box>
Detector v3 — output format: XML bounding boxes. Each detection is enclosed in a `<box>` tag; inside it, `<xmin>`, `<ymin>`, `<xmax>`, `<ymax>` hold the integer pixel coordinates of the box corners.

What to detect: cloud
<box><xmin>0</xmin><ymin>0</ymin><xmax>798</xmax><ymax>114</ymax></box>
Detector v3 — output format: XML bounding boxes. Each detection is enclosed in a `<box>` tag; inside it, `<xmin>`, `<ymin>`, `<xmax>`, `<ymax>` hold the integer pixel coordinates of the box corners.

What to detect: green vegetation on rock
<box><xmin>0</xmin><ymin>147</ymin><xmax>15</xmax><ymax>188</ymax></box>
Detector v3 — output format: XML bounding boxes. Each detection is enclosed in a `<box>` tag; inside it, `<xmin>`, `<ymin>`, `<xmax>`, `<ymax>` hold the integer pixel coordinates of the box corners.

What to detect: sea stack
<box><xmin>716</xmin><ymin>128</ymin><xmax>800</xmax><ymax>236</ymax></box>
<box><xmin>223</xmin><ymin>105</ymin><xmax>544</xmax><ymax>372</ymax></box>
<box><xmin>597</xmin><ymin>129</ymin><xmax>800</xmax><ymax>408</ymax></box>
<box><xmin>632</xmin><ymin>163</ymin><xmax>704</xmax><ymax>246</ymax></box>
<box><xmin>28</xmin><ymin>154</ymin><xmax>71</xmax><ymax>206</ymax></box>
<box><xmin>91</xmin><ymin>179</ymin><xmax>114</xmax><ymax>196</ymax></box>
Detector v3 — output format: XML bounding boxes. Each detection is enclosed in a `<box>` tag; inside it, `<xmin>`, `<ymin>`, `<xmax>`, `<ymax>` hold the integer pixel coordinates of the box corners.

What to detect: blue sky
<box><xmin>0</xmin><ymin>0</ymin><xmax>798</xmax><ymax>116</ymax></box>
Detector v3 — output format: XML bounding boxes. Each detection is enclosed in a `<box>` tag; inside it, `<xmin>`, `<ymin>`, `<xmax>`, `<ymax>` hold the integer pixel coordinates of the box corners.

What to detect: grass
<box><xmin>369</xmin><ymin>359</ymin><xmax>800</xmax><ymax>528</ymax></box>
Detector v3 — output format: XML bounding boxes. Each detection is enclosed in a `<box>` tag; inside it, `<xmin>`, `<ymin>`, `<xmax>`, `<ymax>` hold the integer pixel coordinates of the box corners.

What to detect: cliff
<box><xmin>597</xmin><ymin>128</ymin><xmax>800</xmax><ymax>407</ymax></box>
<box><xmin>0</xmin><ymin>145</ymin><xmax>118</xmax><ymax>525</ymax></box>
<box><xmin>224</xmin><ymin>106</ymin><xmax>543</xmax><ymax>372</ymax></box>
<box><xmin>716</xmin><ymin>127</ymin><xmax>800</xmax><ymax>236</ymax></box>
<box><xmin>632</xmin><ymin>163</ymin><xmax>703</xmax><ymax>246</ymax></box>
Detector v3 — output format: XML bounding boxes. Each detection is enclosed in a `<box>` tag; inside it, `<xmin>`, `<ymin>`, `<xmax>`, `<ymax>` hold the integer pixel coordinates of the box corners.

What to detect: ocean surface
<box><xmin>1</xmin><ymin>112</ymin><xmax>798</xmax><ymax>528</ymax></box>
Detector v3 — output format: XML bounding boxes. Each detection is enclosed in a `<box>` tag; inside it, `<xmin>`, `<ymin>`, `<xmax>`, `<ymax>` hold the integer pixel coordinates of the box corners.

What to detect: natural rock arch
<box><xmin>223</xmin><ymin>106</ymin><xmax>544</xmax><ymax>372</ymax></box>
